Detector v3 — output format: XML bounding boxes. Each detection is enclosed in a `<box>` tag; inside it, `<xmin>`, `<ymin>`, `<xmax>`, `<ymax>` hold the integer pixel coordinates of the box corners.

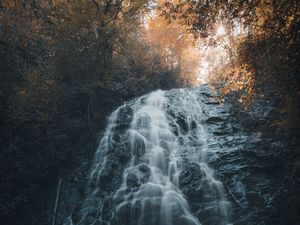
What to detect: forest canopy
<box><xmin>159</xmin><ymin>0</ymin><xmax>299</xmax><ymax>124</ymax></box>
<box><xmin>0</xmin><ymin>1</ymin><xmax>188</xmax><ymax>223</ymax></box>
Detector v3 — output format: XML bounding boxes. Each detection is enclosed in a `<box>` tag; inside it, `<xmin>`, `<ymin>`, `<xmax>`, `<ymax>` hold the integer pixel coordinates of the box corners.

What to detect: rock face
<box><xmin>60</xmin><ymin>86</ymin><xmax>299</xmax><ymax>225</ymax></box>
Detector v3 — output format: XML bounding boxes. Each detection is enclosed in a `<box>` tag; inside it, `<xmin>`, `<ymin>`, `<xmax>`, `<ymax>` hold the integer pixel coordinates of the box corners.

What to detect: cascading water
<box><xmin>77</xmin><ymin>87</ymin><xmax>232</xmax><ymax>225</ymax></box>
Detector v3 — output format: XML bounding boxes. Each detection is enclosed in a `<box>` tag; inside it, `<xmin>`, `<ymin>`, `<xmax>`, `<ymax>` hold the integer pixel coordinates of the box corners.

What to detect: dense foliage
<box><xmin>160</xmin><ymin>0</ymin><xmax>300</xmax><ymax>128</ymax></box>
<box><xmin>0</xmin><ymin>1</ymin><xmax>187</xmax><ymax>224</ymax></box>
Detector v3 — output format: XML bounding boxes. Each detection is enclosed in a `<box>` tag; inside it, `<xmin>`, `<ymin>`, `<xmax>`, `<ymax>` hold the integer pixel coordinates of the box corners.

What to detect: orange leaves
<box><xmin>224</xmin><ymin>64</ymin><xmax>254</xmax><ymax>93</ymax></box>
<box><xmin>144</xmin><ymin>11</ymin><xmax>200</xmax><ymax>83</ymax></box>
<box><xmin>207</xmin><ymin>58</ymin><xmax>256</xmax><ymax>106</ymax></box>
<box><xmin>255</xmin><ymin>0</ymin><xmax>273</xmax><ymax>28</ymax></box>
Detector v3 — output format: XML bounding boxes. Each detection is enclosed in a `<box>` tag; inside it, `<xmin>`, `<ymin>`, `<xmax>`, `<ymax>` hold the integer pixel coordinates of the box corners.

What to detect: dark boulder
<box><xmin>117</xmin><ymin>106</ymin><xmax>134</xmax><ymax>124</ymax></box>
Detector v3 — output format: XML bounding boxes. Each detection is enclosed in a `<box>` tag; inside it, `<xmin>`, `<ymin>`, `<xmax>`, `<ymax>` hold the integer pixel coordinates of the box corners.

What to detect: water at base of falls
<box><xmin>77</xmin><ymin>88</ymin><xmax>232</xmax><ymax>225</ymax></box>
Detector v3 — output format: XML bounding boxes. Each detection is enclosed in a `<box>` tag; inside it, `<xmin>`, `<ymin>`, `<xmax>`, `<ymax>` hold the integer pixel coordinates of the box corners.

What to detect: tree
<box><xmin>0</xmin><ymin>1</ymin><xmax>188</xmax><ymax>224</ymax></box>
<box><xmin>159</xmin><ymin>0</ymin><xmax>300</xmax><ymax>127</ymax></box>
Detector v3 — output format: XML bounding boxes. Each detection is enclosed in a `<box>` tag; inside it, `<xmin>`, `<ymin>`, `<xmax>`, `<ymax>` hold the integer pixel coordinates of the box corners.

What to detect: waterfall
<box><xmin>77</xmin><ymin>88</ymin><xmax>232</xmax><ymax>225</ymax></box>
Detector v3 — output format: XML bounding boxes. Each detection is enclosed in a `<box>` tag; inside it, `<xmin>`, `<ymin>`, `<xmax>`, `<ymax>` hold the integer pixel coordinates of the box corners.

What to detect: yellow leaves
<box><xmin>208</xmin><ymin>60</ymin><xmax>255</xmax><ymax>106</ymax></box>
<box><xmin>255</xmin><ymin>1</ymin><xmax>273</xmax><ymax>26</ymax></box>
<box><xmin>144</xmin><ymin>10</ymin><xmax>200</xmax><ymax>82</ymax></box>
<box><xmin>285</xmin><ymin>15</ymin><xmax>295</xmax><ymax>28</ymax></box>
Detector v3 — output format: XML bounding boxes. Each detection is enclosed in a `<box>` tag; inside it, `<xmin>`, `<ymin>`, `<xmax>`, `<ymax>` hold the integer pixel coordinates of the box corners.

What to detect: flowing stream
<box><xmin>77</xmin><ymin>88</ymin><xmax>232</xmax><ymax>225</ymax></box>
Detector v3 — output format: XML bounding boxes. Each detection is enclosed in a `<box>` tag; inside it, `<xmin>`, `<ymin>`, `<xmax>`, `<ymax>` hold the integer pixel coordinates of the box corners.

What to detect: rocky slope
<box><xmin>56</xmin><ymin>85</ymin><xmax>299</xmax><ymax>225</ymax></box>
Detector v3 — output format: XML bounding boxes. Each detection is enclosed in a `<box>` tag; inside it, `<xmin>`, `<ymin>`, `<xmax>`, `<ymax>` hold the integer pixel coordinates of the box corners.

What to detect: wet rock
<box><xmin>176</xmin><ymin>115</ymin><xmax>189</xmax><ymax>133</ymax></box>
<box><xmin>179</xmin><ymin>163</ymin><xmax>203</xmax><ymax>201</ymax></box>
<box><xmin>200</xmin><ymin>92</ymin><xmax>212</xmax><ymax>98</ymax></box>
<box><xmin>126</xmin><ymin>173</ymin><xmax>139</xmax><ymax>188</ymax></box>
<box><xmin>138</xmin><ymin>163</ymin><xmax>151</xmax><ymax>178</ymax></box>
<box><xmin>117</xmin><ymin>105</ymin><xmax>134</xmax><ymax>124</ymax></box>
<box><xmin>112</xmin><ymin>124</ymin><xmax>130</xmax><ymax>143</ymax></box>
<box><xmin>213</xmin><ymin>130</ymin><xmax>230</xmax><ymax>136</ymax></box>
<box><xmin>190</xmin><ymin>120</ymin><xmax>197</xmax><ymax>129</ymax></box>
<box><xmin>60</xmin><ymin>86</ymin><xmax>300</xmax><ymax>225</ymax></box>
<box><xmin>206</xmin><ymin>116</ymin><xmax>225</xmax><ymax>123</ymax></box>
<box><xmin>98</xmin><ymin>159</ymin><xmax>119</xmax><ymax>183</ymax></box>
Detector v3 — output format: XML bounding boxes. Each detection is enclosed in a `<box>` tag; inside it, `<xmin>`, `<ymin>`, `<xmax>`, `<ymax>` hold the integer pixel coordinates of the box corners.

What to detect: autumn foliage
<box><xmin>0</xmin><ymin>1</ymin><xmax>188</xmax><ymax>224</ymax></box>
<box><xmin>159</xmin><ymin>0</ymin><xmax>299</xmax><ymax>127</ymax></box>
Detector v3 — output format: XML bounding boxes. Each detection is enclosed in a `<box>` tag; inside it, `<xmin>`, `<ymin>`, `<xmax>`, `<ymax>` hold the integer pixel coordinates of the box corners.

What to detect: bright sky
<box><xmin>196</xmin><ymin>23</ymin><xmax>246</xmax><ymax>84</ymax></box>
<box><xmin>216</xmin><ymin>25</ymin><xmax>225</xmax><ymax>36</ymax></box>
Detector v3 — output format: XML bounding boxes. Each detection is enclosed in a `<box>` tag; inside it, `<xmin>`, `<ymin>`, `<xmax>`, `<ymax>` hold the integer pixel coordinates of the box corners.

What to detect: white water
<box><xmin>78</xmin><ymin>89</ymin><xmax>231</xmax><ymax>225</ymax></box>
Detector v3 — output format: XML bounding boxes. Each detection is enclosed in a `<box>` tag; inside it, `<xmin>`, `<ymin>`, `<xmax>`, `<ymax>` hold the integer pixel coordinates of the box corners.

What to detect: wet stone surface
<box><xmin>60</xmin><ymin>86</ymin><xmax>299</xmax><ymax>225</ymax></box>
